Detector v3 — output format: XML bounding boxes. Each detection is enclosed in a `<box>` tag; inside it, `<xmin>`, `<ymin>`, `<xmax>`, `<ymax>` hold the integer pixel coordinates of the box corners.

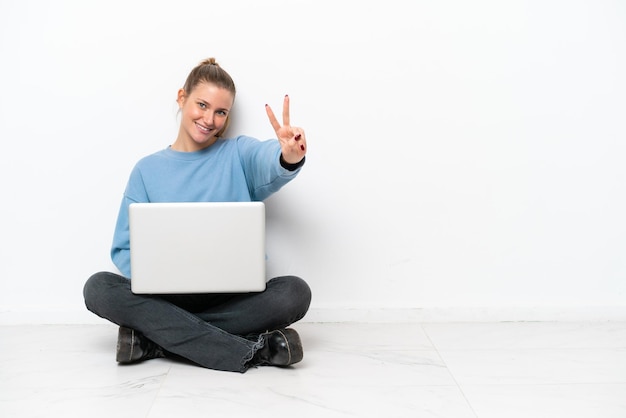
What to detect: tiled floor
<box><xmin>1</xmin><ymin>321</ymin><xmax>625</xmax><ymax>417</ymax></box>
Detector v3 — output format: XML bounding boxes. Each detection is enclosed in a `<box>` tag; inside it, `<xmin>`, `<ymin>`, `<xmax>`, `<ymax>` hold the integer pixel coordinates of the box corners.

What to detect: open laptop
<box><xmin>129</xmin><ymin>201</ymin><xmax>266</xmax><ymax>294</ymax></box>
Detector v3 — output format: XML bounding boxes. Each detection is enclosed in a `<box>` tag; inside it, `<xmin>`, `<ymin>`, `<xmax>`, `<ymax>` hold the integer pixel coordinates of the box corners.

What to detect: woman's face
<box><xmin>175</xmin><ymin>82</ymin><xmax>234</xmax><ymax>151</ymax></box>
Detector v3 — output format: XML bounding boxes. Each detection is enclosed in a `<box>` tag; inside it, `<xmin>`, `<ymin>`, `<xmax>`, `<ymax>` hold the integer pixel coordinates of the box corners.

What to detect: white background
<box><xmin>1</xmin><ymin>0</ymin><xmax>625</xmax><ymax>323</ymax></box>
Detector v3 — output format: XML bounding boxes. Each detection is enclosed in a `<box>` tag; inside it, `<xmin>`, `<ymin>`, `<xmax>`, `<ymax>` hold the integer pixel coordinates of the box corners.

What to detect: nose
<box><xmin>203</xmin><ymin>111</ymin><xmax>215</xmax><ymax>126</ymax></box>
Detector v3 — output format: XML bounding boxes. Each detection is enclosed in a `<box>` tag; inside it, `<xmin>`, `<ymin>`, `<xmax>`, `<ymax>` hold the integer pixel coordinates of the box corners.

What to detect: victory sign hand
<box><xmin>265</xmin><ymin>95</ymin><xmax>307</xmax><ymax>165</ymax></box>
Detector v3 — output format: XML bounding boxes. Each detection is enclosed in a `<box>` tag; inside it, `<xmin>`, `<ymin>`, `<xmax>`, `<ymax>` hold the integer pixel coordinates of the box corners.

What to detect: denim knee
<box><xmin>272</xmin><ymin>275</ymin><xmax>312</xmax><ymax>319</ymax></box>
<box><xmin>83</xmin><ymin>271</ymin><xmax>128</xmax><ymax>314</ymax></box>
<box><xmin>289</xmin><ymin>276</ymin><xmax>312</xmax><ymax>310</ymax></box>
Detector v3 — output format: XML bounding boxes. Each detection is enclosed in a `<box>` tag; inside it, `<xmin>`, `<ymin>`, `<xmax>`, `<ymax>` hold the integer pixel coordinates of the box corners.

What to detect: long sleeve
<box><xmin>109</xmin><ymin>136</ymin><xmax>303</xmax><ymax>278</ymax></box>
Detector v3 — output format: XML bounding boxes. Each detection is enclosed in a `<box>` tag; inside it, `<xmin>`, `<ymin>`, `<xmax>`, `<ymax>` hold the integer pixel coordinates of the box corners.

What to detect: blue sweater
<box><xmin>111</xmin><ymin>135</ymin><xmax>302</xmax><ymax>277</ymax></box>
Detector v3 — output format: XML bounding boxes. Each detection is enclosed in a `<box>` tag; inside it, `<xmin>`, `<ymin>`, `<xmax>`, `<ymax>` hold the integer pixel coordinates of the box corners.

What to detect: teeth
<box><xmin>196</xmin><ymin>123</ymin><xmax>211</xmax><ymax>133</ymax></box>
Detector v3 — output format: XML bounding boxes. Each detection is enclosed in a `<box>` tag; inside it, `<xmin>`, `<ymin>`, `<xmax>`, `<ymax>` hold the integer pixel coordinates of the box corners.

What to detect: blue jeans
<box><xmin>83</xmin><ymin>272</ymin><xmax>311</xmax><ymax>372</ymax></box>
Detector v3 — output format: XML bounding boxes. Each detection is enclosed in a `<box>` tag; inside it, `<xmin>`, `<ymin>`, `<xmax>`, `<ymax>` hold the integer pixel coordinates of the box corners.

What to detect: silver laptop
<box><xmin>129</xmin><ymin>202</ymin><xmax>266</xmax><ymax>294</ymax></box>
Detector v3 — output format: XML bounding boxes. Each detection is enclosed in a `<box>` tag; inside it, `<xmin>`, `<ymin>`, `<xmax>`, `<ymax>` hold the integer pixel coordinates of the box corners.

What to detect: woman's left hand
<box><xmin>265</xmin><ymin>95</ymin><xmax>307</xmax><ymax>164</ymax></box>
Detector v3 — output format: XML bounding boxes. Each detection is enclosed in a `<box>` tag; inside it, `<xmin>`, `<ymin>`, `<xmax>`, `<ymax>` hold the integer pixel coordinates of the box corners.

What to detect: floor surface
<box><xmin>1</xmin><ymin>321</ymin><xmax>625</xmax><ymax>417</ymax></box>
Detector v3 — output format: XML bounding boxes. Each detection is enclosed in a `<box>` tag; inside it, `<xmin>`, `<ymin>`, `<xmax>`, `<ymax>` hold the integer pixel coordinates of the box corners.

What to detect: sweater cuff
<box><xmin>280</xmin><ymin>154</ymin><xmax>306</xmax><ymax>171</ymax></box>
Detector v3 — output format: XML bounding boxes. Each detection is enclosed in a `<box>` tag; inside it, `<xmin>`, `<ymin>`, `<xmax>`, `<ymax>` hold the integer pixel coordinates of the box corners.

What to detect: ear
<box><xmin>176</xmin><ymin>88</ymin><xmax>186</xmax><ymax>108</ymax></box>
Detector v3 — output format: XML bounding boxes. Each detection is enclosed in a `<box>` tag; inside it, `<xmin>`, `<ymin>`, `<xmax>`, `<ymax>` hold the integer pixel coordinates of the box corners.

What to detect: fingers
<box><xmin>268</xmin><ymin>96</ymin><xmax>305</xmax><ymax>157</ymax></box>
<box><xmin>281</xmin><ymin>129</ymin><xmax>307</xmax><ymax>164</ymax></box>
<box><xmin>282</xmin><ymin>94</ymin><xmax>290</xmax><ymax>127</ymax></box>
<box><xmin>293</xmin><ymin>130</ymin><xmax>305</xmax><ymax>151</ymax></box>
<box><xmin>265</xmin><ymin>104</ymin><xmax>281</xmax><ymax>132</ymax></box>
<box><xmin>266</xmin><ymin>95</ymin><xmax>292</xmax><ymax>133</ymax></box>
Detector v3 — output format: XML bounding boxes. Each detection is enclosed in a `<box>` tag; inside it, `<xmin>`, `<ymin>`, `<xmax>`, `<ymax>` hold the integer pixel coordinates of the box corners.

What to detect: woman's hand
<box><xmin>265</xmin><ymin>95</ymin><xmax>307</xmax><ymax>165</ymax></box>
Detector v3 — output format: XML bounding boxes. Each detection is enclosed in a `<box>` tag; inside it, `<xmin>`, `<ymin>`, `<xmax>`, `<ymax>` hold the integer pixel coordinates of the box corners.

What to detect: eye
<box><xmin>198</xmin><ymin>102</ymin><xmax>207</xmax><ymax>109</ymax></box>
<box><xmin>216</xmin><ymin>110</ymin><xmax>228</xmax><ymax>116</ymax></box>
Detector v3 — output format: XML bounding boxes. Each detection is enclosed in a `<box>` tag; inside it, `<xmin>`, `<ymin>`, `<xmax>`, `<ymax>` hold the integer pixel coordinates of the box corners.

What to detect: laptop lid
<box><xmin>129</xmin><ymin>201</ymin><xmax>266</xmax><ymax>294</ymax></box>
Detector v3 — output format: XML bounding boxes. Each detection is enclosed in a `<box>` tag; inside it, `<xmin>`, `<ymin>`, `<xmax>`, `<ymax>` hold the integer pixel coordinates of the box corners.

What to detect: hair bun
<box><xmin>200</xmin><ymin>57</ymin><xmax>219</xmax><ymax>66</ymax></box>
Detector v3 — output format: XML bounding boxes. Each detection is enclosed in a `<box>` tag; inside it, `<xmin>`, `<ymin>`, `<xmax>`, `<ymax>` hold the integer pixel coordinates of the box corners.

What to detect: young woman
<box><xmin>83</xmin><ymin>58</ymin><xmax>311</xmax><ymax>373</ymax></box>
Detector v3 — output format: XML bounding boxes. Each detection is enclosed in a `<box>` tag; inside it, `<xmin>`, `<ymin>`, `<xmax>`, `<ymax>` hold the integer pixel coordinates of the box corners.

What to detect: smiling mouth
<box><xmin>195</xmin><ymin>122</ymin><xmax>212</xmax><ymax>134</ymax></box>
